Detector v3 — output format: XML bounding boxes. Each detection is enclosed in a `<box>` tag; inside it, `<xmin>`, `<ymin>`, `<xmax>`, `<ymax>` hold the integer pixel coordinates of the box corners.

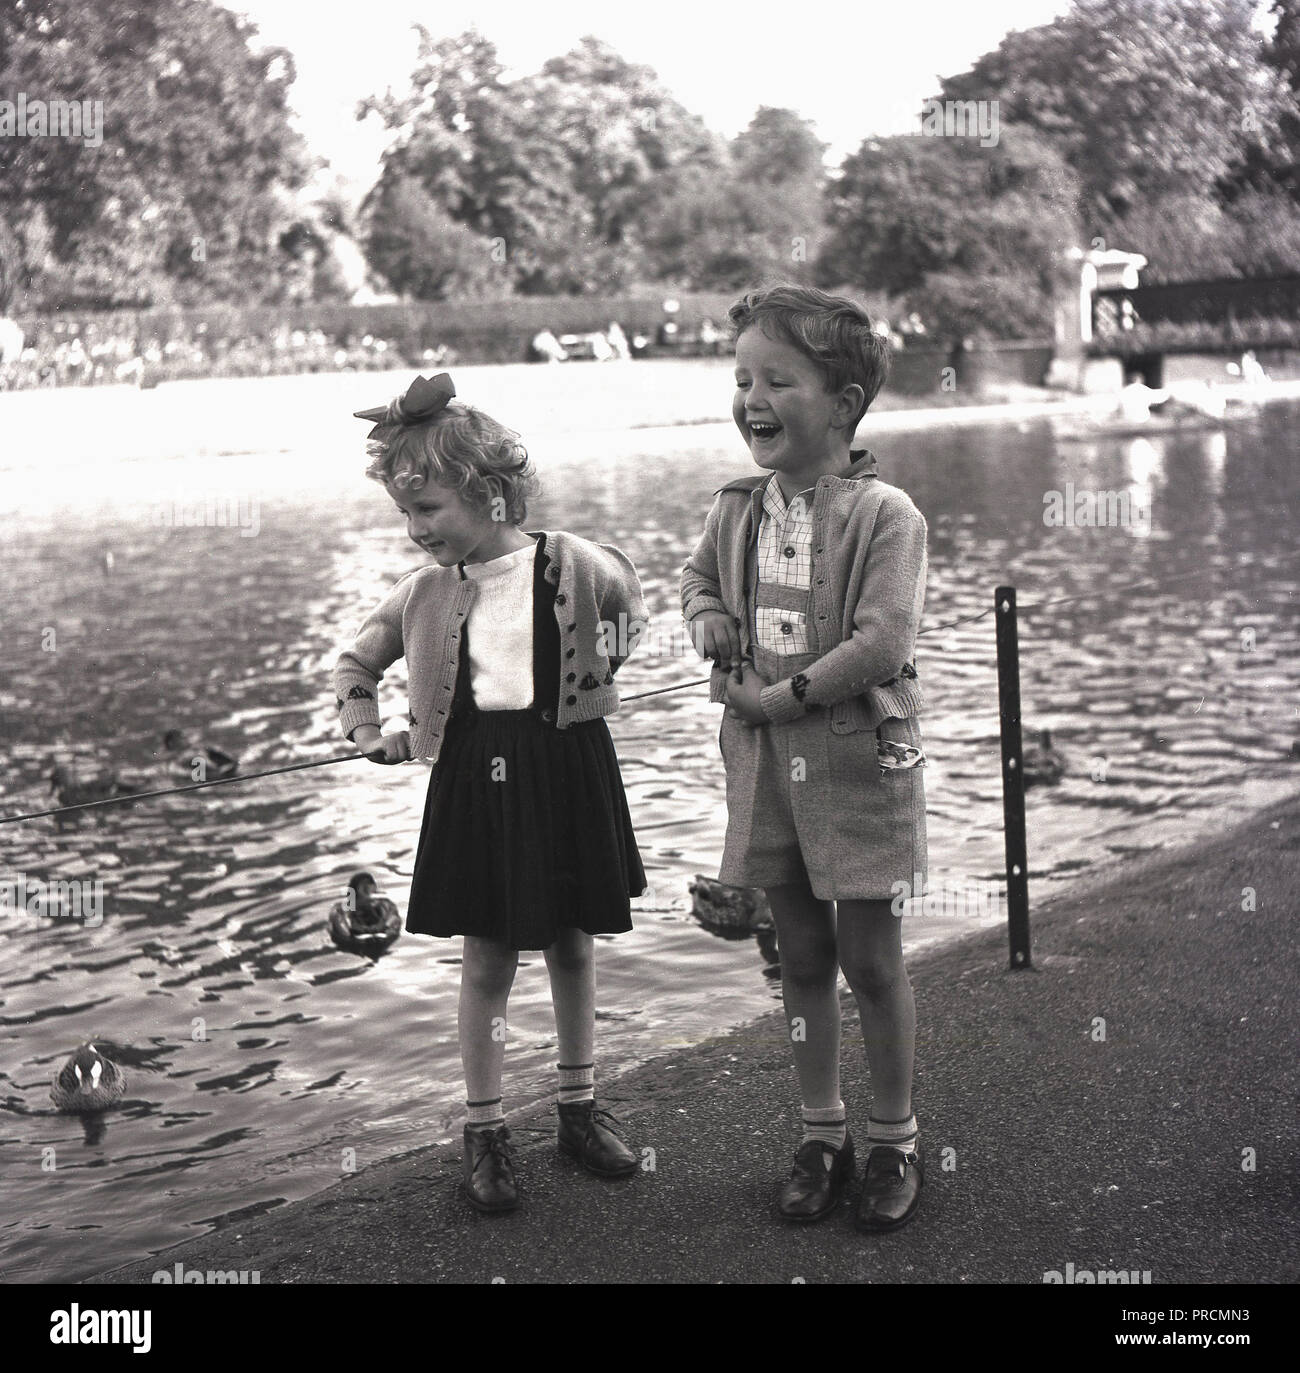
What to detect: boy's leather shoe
<box><xmin>463</xmin><ymin>1124</ymin><xmax>518</xmax><ymax>1212</ymax></box>
<box><xmin>777</xmin><ymin>1133</ymin><xmax>855</xmax><ymax>1221</ymax></box>
<box><xmin>557</xmin><ymin>1101</ymin><xmax>638</xmax><ymax>1176</ymax></box>
<box><xmin>854</xmin><ymin>1142</ymin><xmax>923</xmax><ymax>1231</ymax></box>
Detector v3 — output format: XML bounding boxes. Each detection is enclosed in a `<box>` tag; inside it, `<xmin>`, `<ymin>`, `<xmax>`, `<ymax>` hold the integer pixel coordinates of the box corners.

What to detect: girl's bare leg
<box><xmin>543</xmin><ymin>927</ymin><xmax>595</xmax><ymax>1067</ymax></box>
<box><xmin>459</xmin><ymin>935</ymin><xmax>520</xmax><ymax>1102</ymax></box>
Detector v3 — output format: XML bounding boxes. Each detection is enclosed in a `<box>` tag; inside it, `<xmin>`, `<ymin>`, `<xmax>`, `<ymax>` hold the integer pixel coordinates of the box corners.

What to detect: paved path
<box><xmin>89</xmin><ymin>793</ymin><xmax>1300</xmax><ymax>1285</ymax></box>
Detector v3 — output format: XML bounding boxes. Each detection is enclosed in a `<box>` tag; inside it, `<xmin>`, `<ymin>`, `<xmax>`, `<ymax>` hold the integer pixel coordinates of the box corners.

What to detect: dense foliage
<box><xmin>0</xmin><ymin>0</ymin><xmax>318</xmax><ymax>311</ymax></box>
<box><xmin>935</xmin><ymin>0</ymin><xmax>1300</xmax><ymax>283</ymax></box>
<box><xmin>3</xmin><ymin>0</ymin><xmax>1298</xmax><ymax>337</ymax></box>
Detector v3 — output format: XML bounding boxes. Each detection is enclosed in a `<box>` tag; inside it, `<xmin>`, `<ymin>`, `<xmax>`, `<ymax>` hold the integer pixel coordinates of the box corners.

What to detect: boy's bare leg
<box><xmin>765</xmin><ymin>882</ymin><xmax>841</xmax><ymax>1107</ymax></box>
<box><xmin>835</xmin><ymin>898</ymin><xmax>915</xmax><ymax>1120</ymax></box>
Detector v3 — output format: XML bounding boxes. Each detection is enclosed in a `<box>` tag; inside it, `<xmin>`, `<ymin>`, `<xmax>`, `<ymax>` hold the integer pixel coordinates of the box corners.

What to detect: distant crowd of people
<box><xmin>527</xmin><ymin>309</ymin><xmax>730</xmax><ymax>364</ymax></box>
<box><xmin>0</xmin><ymin>318</ymin><xmax>455</xmax><ymax>392</ymax></box>
<box><xmin>0</xmin><ymin>301</ymin><xmax>944</xmax><ymax>392</ymax></box>
<box><xmin>531</xmin><ymin>309</ymin><xmax>922</xmax><ymax>362</ymax></box>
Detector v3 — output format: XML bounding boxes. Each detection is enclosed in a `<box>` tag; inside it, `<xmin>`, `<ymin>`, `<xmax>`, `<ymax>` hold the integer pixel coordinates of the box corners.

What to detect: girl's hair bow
<box><xmin>353</xmin><ymin>373</ymin><xmax>456</xmax><ymax>437</ymax></box>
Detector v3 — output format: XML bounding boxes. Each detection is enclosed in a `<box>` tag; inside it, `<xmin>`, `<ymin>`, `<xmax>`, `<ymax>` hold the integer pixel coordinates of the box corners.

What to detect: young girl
<box><xmin>681</xmin><ymin>285</ymin><xmax>928</xmax><ymax>1233</ymax></box>
<box><xmin>334</xmin><ymin>373</ymin><xmax>648</xmax><ymax>1213</ymax></box>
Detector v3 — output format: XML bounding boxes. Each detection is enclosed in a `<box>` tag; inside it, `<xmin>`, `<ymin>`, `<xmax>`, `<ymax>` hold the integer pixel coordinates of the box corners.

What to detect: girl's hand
<box><xmin>724</xmin><ymin>662</ymin><xmax>770</xmax><ymax>725</ymax></box>
<box><xmin>358</xmin><ymin>729</ymin><xmax>412</xmax><ymax>765</ymax></box>
<box><xmin>689</xmin><ymin>610</ymin><xmax>742</xmax><ymax>668</ymax></box>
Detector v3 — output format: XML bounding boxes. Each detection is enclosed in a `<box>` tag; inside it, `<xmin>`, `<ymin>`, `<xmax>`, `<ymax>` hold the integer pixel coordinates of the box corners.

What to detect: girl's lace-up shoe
<box><xmin>556</xmin><ymin>1101</ymin><xmax>638</xmax><ymax>1176</ymax></box>
<box><xmin>463</xmin><ymin>1123</ymin><xmax>519</xmax><ymax>1212</ymax></box>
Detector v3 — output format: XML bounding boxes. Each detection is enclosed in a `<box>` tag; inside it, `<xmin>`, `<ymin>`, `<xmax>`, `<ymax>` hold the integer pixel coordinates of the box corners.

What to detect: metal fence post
<box><xmin>995</xmin><ymin>586</ymin><xmax>1032</xmax><ymax>969</ymax></box>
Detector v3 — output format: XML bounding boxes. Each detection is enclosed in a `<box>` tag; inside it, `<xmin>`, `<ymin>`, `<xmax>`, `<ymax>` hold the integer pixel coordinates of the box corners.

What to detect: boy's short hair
<box><xmin>728</xmin><ymin>284</ymin><xmax>891</xmax><ymax>428</ymax></box>
<box><xmin>364</xmin><ymin>400</ymin><xmax>540</xmax><ymax>524</ymax></box>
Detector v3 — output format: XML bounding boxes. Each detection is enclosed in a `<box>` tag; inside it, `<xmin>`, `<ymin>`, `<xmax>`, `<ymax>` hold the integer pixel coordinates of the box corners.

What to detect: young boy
<box><xmin>681</xmin><ymin>284</ymin><xmax>928</xmax><ymax>1231</ymax></box>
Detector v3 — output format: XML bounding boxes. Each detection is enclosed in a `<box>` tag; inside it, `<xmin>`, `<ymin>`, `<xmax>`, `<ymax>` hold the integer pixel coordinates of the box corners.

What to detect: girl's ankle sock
<box><xmin>467</xmin><ymin>1096</ymin><xmax>505</xmax><ymax>1130</ymax></box>
<box><xmin>867</xmin><ymin>1111</ymin><xmax>918</xmax><ymax>1155</ymax></box>
<box><xmin>557</xmin><ymin>1062</ymin><xmax>594</xmax><ymax>1107</ymax></box>
<box><xmin>802</xmin><ymin>1100</ymin><xmax>848</xmax><ymax>1157</ymax></box>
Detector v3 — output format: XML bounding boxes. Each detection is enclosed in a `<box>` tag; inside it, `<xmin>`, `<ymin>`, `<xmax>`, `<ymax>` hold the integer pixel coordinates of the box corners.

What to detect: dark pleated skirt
<box><xmin>407</xmin><ymin>706</ymin><xmax>644</xmax><ymax>949</ymax></box>
<box><xmin>408</xmin><ymin>535</ymin><xmax>643</xmax><ymax>949</ymax></box>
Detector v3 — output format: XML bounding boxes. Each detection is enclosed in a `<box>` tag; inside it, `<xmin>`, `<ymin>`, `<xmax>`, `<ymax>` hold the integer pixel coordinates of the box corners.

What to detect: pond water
<box><xmin>1</xmin><ymin>362</ymin><xmax>1297</xmax><ymax>1280</ymax></box>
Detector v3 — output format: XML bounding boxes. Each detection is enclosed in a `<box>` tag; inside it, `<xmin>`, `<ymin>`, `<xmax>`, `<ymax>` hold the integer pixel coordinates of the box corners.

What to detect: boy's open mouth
<box><xmin>747</xmin><ymin>420</ymin><xmax>782</xmax><ymax>441</ymax></box>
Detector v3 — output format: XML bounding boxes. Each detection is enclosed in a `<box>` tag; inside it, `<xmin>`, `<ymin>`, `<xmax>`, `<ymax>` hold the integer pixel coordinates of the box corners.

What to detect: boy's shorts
<box><xmin>717</xmin><ymin>709</ymin><xmax>927</xmax><ymax>902</ymax></box>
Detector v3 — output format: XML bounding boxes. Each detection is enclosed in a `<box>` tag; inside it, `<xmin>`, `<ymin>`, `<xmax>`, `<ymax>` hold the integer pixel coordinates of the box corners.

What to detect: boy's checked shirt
<box><xmin>755</xmin><ymin>477</ymin><xmax>815</xmax><ymax>655</ymax></box>
<box><xmin>680</xmin><ymin>449</ymin><xmax>928</xmax><ymax>730</ymax></box>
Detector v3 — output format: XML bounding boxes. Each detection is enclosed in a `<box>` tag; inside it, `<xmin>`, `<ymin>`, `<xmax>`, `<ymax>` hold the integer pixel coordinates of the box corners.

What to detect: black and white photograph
<box><xmin>0</xmin><ymin>0</ymin><xmax>1296</xmax><ymax>1335</ymax></box>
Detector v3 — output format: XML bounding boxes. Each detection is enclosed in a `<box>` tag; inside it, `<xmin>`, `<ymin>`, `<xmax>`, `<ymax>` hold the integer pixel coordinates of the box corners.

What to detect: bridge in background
<box><xmin>1091</xmin><ymin>273</ymin><xmax>1300</xmax><ymax>359</ymax></box>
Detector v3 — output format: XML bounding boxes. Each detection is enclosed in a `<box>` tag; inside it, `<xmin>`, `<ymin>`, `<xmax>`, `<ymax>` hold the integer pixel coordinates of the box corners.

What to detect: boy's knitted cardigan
<box><xmin>334</xmin><ymin>530</ymin><xmax>647</xmax><ymax>763</ymax></box>
<box><xmin>680</xmin><ymin>450</ymin><xmax>927</xmax><ymax>730</ymax></box>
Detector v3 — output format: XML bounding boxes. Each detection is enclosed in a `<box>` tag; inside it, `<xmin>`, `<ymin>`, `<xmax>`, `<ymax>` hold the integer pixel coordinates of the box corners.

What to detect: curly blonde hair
<box><xmin>364</xmin><ymin>401</ymin><xmax>541</xmax><ymax>524</ymax></box>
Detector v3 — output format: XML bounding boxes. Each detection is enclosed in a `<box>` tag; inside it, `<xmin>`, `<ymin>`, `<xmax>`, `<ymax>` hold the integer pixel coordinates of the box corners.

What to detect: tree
<box><xmin>1103</xmin><ymin>193</ymin><xmax>1242</xmax><ymax>282</ymax></box>
<box><xmin>635</xmin><ymin>163</ymin><xmax>762</xmax><ymax>289</ymax></box>
<box><xmin>818</xmin><ymin>127</ymin><xmax>1081</xmax><ymax>339</ymax></box>
<box><xmin>362</xmin><ymin>29</ymin><xmax>602</xmax><ymax>294</ymax></box>
<box><xmin>631</xmin><ymin>107</ymin><xmax>830</xmax><ymax>290</ymax></box>
<box><xmin>819</xmin><ymin>136</ymin><xmax>971</xmax><ymax>300</ymax></box>
<box><xmin>534</xmin><ymin>36</ymin><xmax>725</xmax><ymax>252</ymax></box>
<box><xmin>361</xmin><ymin>31</ymin><xmax>732</xmax><ymax>294</ymax></box>
<box><xmin>1266</xmin><ymin>0</ymin><xmax>1300</xmax><ymax>172</ymax></box>
<box><xmin>364</xmin><ymin>177</ymin><xmax>499</xmax><ymax>300</ymax></box>
<box><xmin>0</xmin><ymin>0</ymin><xmax>313</xmax><ymax>310</ymax></box>
<box><xmin>939</xmin><ymin>0</ymin><xmax>1287</xmax><ymax>233</ymax></box>
<box><xmin>363</xmin><ymin>37</ymin><xmax>841</xmax><ymax>295</ymax></box>
<box><xmin>1221</xmin><ymin>0</ymin><xmax>1300</xmax><ymax>199</ymax></box>
<box><xmin>729</xmin><ymin>107</ymin><xmax>827</xmax><ymax>279</ymax></box>
<box><xmin>732</xmin><ymin>106</ymin><xmax>826</xmax><ymax>188</ymax></box>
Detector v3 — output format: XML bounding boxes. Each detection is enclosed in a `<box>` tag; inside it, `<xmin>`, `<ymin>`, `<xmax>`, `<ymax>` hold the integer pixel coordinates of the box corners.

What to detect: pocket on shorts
<box><xmin>877</xmin><ymin>715</ymin><xmax>927</xmax><ymax>773</ymax></box>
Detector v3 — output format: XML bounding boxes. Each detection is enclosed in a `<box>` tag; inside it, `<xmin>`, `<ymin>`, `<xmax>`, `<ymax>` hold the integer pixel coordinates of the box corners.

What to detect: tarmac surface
<box><xmin>88</xmin><ymin>791</ymin><xmax>1299</xmax><ymax>1286</ymax></box>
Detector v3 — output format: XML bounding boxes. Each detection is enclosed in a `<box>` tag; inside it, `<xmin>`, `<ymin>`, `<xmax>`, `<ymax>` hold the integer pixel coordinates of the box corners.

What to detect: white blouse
<box><xmin>461</xmin><ymin>541</ymin><xmax>536</xmax><ymax>709</ymax></box>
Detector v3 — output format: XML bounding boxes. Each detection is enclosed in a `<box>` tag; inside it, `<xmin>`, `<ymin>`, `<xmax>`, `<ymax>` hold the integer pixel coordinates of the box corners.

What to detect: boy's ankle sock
<box><xmin>867</xmin><ymin>1111</ymin><xmax>918</xmax><ymax>1156</ymax></box>
<box><xmin>802</xmin><ymin>1101</ymin><xmax>848</xmax><ymax>1163</ymax></box>
<box><xmin>557</xmin><ymin>1062</ymin><xmax>595</xmax><ymax>1107</ymax></box>
<box><xmin>467</xmin><ymin>1096</ymin><xmax>505</xmax><ymax>1131</ymax></box>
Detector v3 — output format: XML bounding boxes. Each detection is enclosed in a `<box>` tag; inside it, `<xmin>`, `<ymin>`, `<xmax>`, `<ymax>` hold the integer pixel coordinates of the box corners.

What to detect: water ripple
<box><xmin>1</xmin><ymin>376</ymin><xmax>1297</xmax><ymax>1279</ymax></box>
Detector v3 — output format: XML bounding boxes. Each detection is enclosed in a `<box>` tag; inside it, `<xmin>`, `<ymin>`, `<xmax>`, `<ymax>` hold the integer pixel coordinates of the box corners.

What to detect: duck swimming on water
<box><xmin>50</xmin><ymin>1042</ymin><xmax>127</xmax><ymax>1112</ymax></box>
<box><xmin>1022</xmin><ymin>729</ymin><xmax>1067</xmax><ymax>788</ymax></box>
<box><xmin>163</xmin><ymin>730</ymin><xmax>239</xmax><ymax>780</ymax></box>
<box><xmin>48</xmin><ymin>764</ymin><xmax>141</xmax><ymax>810</ymax></box>
<box><xmin>329</xmin><ymin>873</ymin><xmax>402</xmax><ymax>956</ymax></box>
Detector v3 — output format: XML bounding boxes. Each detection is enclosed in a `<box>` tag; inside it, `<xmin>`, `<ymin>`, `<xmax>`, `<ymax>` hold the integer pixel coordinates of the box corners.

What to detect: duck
<box><xmin>163</xmin><ymin>730</ymin><xmax>239</xmax><ymax>780</ymax></box>
<box><xmin>50</xmin><ymin>1042</ymin><xmax>127</xmax><ymax>1112</ymax></box>
<box><xmin>48</xmin><ymin>764</ymin><xmax>141</xmax><ymax>809</ymax></box>
<box><xmin>756</xmin><ymin>922</ymin><xmax>781</xmax><ymax>980</ymax></box>
<box><xmin>1021</xmin><ymin>729</ymin><xmax>1067</xmax><ymax>788</ymax></box>
<box><xmin>689</xmin><ymin>875</ymin><xmax>774</xmax><ymax>941</ymax></box>
<box><xmin>328</xmin><ymin>873</ymin><xmax>402</xmax><ymax>955</ymax></box>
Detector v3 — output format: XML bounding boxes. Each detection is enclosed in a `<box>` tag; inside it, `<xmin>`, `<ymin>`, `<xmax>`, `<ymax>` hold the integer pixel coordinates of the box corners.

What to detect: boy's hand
<box><xmin>724</xmin><ymin>662</ymin><xmax>770</xmax><ymax>725</ymax></box>
<box><xmin>689</xmin><ymin>610</ymin><xmax>742</xmax><ymax>669</ymax></box>
<box><xmin>354</xmin><ymin>727</ymin><xmax>412</xmax><ymax>765</ymax></box>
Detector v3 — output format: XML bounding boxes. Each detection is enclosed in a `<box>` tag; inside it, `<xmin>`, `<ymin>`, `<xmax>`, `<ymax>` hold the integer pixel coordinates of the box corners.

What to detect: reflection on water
<box><xmin>1</xmin><ymin>369</ymin><xmax>1297</xmax><ymax>1280</ymax></box>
